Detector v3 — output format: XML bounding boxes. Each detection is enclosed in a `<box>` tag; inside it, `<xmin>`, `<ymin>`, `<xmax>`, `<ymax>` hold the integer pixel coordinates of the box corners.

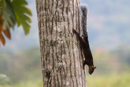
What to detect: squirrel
<box><xmin>73</xmin><ymin>4</ymin><xmax>96</xmax><ymax>75</ymax></box>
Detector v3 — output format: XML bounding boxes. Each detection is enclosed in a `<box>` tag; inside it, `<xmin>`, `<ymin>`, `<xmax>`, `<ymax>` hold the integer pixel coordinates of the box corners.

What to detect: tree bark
<box><xmin>36</xmin><ymin>0</ymin><xmax>87</xmax><ymax>87</ymax></box>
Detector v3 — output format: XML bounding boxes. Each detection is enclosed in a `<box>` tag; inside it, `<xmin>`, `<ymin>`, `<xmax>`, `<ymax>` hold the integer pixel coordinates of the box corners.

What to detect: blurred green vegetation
<box><xmin>0</xmin><ymin>46</ymin><xmax>130</xmax><ymax>87</ymax></box>
<box><xmin>0</xmin><ymin>47</ymin><xmax>42</xmax><ymax>83</ymax></box>
<box><xmin>1</xmin><ymin>73</ymin><xmax>130</xmax><ymax>87</ymax></box>
<box><xmin>87</xmin><ymin>72</ymin><xmax>130</xmax><ymax>87</ymax></box>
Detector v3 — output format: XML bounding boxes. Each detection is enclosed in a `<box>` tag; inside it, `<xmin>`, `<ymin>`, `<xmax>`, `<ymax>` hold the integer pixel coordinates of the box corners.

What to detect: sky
<box><xmin>0</xmin><ymin>0</ymin><xmax>130</xmax><ymax>52</ymax></box>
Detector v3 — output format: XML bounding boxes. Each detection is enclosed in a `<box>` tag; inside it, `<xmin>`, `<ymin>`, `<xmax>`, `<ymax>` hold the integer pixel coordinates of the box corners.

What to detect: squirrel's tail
<box><xmin>80</xmin><ymin>4</ymin><xmax>88</xmax><ymax>37</ymax></box>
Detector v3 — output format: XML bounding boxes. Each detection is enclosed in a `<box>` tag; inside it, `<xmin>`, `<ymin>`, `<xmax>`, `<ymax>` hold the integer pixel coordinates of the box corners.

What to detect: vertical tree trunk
<box><xmin>36</xmin><ymin>0</ymin><xmax>87</xmax><ymax>87</ymax></box>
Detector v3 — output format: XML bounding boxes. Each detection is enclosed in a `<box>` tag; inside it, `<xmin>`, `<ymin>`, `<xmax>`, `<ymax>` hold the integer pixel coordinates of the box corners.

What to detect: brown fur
<box><xmin>73</xmin><ymin>29</ymin><xmax>96</xmax><ymax>74</ymax></box>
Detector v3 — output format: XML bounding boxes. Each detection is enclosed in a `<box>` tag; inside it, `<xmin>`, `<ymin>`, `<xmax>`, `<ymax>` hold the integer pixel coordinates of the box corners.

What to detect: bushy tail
<box><xmin>80</xmin><ymin>4</ymin><xmax>88</xmax><ymax>37</ymax></box>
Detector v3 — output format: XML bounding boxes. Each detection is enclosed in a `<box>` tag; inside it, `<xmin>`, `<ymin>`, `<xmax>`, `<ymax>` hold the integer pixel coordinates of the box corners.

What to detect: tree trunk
<box><xmin>36</xmin><ymin>0</ymin><xmax>87</xmax><ymax>87</ymax></box>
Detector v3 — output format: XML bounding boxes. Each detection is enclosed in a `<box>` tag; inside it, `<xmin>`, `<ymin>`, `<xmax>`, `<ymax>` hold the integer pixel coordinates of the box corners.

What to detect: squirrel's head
<box><xmin>88</xmin><ymin>65</ymin><xmax>96</xmax><ymax>75</ymax></box>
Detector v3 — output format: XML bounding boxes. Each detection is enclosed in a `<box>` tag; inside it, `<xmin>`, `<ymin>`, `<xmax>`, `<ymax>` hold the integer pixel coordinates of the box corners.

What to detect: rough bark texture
<box><xmin>36</xmin><ymin>0</ymin><xmax>87</xmax><ymax>87</ymax></box>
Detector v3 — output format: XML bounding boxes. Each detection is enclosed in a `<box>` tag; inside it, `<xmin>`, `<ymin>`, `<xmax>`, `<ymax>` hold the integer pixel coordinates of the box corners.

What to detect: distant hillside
<box><xmin>1</xmin><ymin>46</ymin><xmax>130</xmax><ymax>83</ymax></box>
<box><xmin>0</xmin><ymin>47</ymin><xmax>41</xmax><ymax>83</ymax></box>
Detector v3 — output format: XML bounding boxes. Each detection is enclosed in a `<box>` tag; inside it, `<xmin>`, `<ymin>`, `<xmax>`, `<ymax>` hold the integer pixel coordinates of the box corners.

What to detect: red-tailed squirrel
<box><xmin>73</xmin><ymin>5</ymin><xmax>96</xmax><ymax>75</ymax></box>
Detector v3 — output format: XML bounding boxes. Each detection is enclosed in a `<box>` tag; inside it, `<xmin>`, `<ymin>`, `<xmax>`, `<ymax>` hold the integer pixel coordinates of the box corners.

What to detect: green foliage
<box><xmin>0</xmin><ymin>0</ymin><xmax>5</xmax><ymax>15</ymax></box>
<box><xmin>12</xmin><ymin>73</ymin><xmax>130</xmax><ymax>87</ymax></box>
<box><xmin>0</xmin><ymin>47</ymin><xmax>130</xmax><ymax>86</ymax></box>
<box><xmin>87</xmin><ymin>73</ymin><xmax>130</xmax><ymax>87</ymax></box>
<box><xmin>11</xmin><ymin>0</ymin><xmax>32</xmax><ymax>35</ymax></box>
<box><xmin>14</xmin><ymin>79</ymin><xmax>42</xmax><ymax>87</ymax></box>
<box><xmin>0</xmin><ymin>74</ymin><xmax>11</xmax><ymax>86</ymax></box>
<box><xmin>2</xmin><ymin>0</ymin><xmax>16</xmax><ymax>29</ymax></box>
<box><xmin>0</xmin><ymin>47</ymin><xmax>41</xmax><ymax>83</ymax></box>
<box><xmin>0</xmin><ymin>0</ymin><xmax>32</xmax><ymax>34</ymax></box>
<box><xmin>0</xmin><ymin>0</ymin><xmax>32</xmax><ymax>46</ymax></box>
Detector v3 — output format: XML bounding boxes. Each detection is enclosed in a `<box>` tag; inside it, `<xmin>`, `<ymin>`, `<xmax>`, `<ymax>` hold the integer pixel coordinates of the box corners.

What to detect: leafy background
<box><xmin>0</xmin><ymin>0</ymin><xmax>130</xmax><ymax>87</ymax></box>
